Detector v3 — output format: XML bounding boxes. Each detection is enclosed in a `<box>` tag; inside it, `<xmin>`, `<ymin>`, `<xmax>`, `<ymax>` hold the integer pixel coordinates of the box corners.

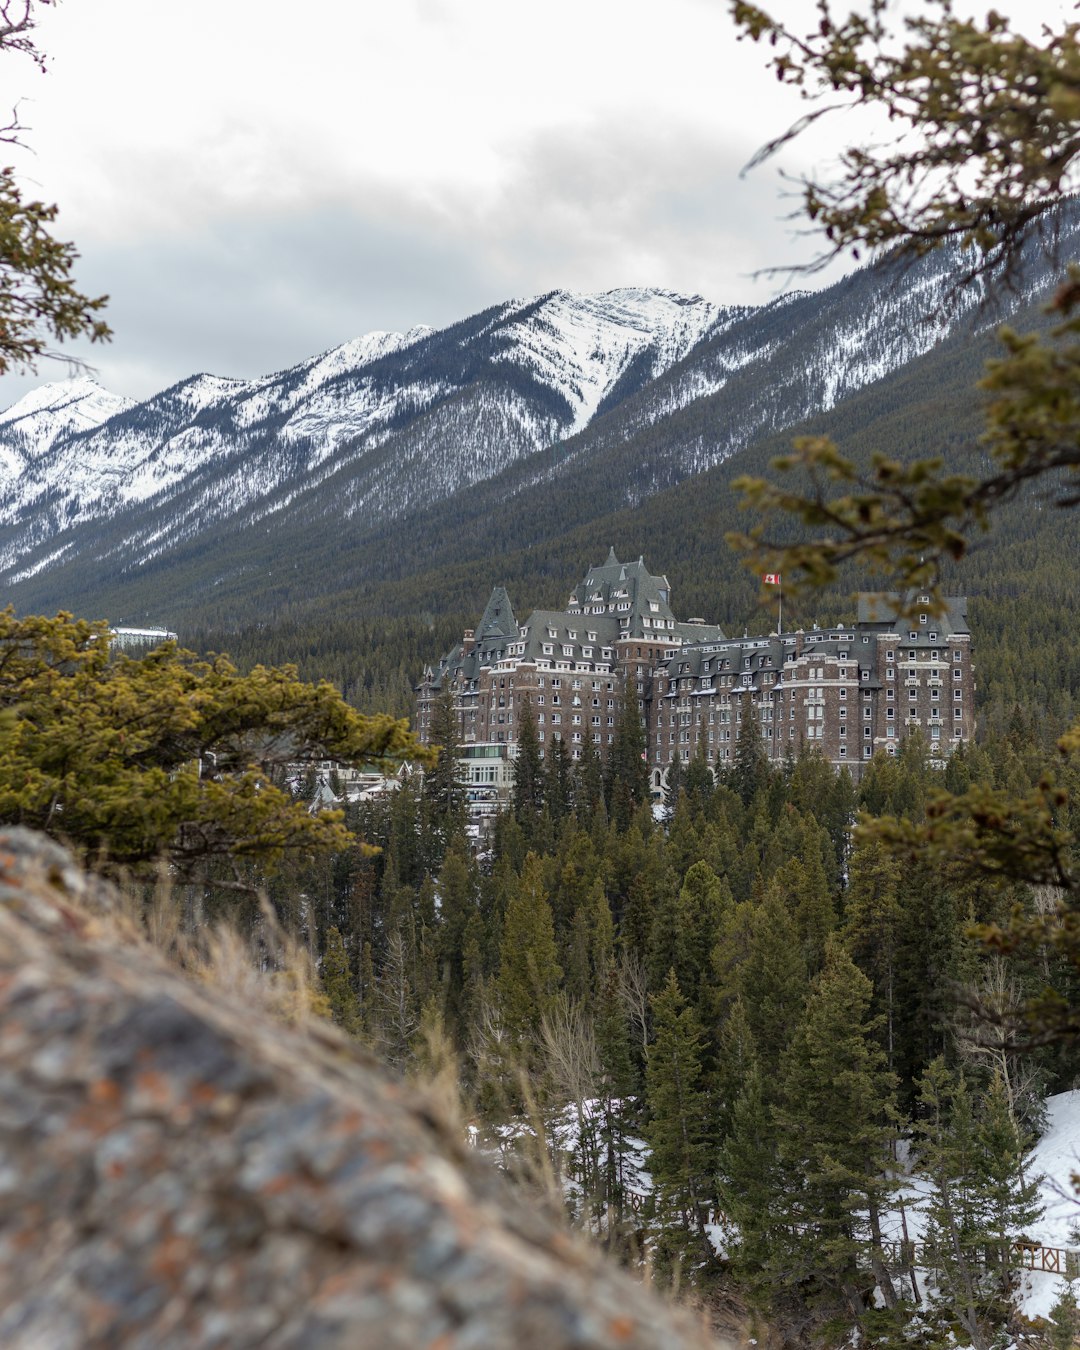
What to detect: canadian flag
<box><xmin>762</xmin><ymin>573</ymin><xmax>781</xmax><ymax>585</ymax></box>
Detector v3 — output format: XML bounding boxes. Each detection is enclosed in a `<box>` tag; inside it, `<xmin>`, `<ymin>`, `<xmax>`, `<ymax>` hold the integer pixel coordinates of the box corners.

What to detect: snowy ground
<box><xmin>875</xmin><ymin>1091</ymin><xmax>1080</xmax><ymax>1320</ymax></box>
<box><xmin>1016</xmin><ymin>1090</ymin><xmax>1080</xmax><ymax>1318</ymax></box>
<box><xmin>474</xmin><ymin>1090</ymin><xmax>1080</xmax><ymax>1321</ymax></box>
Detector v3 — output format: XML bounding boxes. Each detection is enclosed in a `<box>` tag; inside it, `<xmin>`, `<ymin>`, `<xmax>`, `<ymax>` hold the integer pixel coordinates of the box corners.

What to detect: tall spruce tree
<box><xmin>546</xmin><ymin>735</ymin><xmax>575</xmax><ymax>824</ymax></box>
<box><xmin>511</xmin><ymin>695</ymin><xmax>545</xmax><ymax>837</ymax></box>
<box><xmin>575</xmin><ymin>740</ymin><xmax>605</xmax><ymax>826</ymax></box>
<box><xmin>606</xmin><ymin>681</ymin><xmax>649</xmax><ymax>830</ymax></box>
<box><xmin>424</xmin><ymin>686</ymin><xmax>467</xmax><ymax>859</ymax></box>
<box><xmin>773</xmin><ymin>941</ymin><xmax>900</xmax><ymax>1322</ymax></box>
<box><xmin>915</xmin><ymin>1059</ymin><xmax>997</xmax><ymax>1350</ymax></box>
<box><xmin>496</xmin><ymin>852</ymin><xmax>562</xmax><ymax>1051</ymax></box>
<box><xmin>844</xmin><ymin>835</ymin><xmax>905</xmax><ymax>1074</ymax></box>
<box><xmin>645</xmin><ymin>970</ymin><xmax>714</xmax><ymax>1275</ymax></box>
<box><xmin>728</xmin><ymin>697</ymin><xmax>771</xmax><ymax>808</ymax></box>
<box><xmin>322</xmin><ymin>925</ymin><xmax>362</xmax><ymax>1035</ymax></box>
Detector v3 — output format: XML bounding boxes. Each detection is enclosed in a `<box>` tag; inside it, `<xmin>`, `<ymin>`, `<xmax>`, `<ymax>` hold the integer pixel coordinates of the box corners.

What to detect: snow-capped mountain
<box><xmin>0</xmin><ymin>288</ymin><xmax>727</xmax><ymax>582</ymax></box>
<box><xmin>0</xmin><ymin>227</ymin><xmax>1071</xmax><ymax>620</ymax></box>
<box><xmin>0</xmin><ymin>376</ymin><xmax>136</xmax><ymax>483</ymax></box>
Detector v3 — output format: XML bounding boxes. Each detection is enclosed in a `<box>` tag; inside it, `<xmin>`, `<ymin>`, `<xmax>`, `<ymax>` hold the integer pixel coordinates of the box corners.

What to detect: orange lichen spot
<box><xmin>365</xmin><ymin>1136</ymin><xmax>394</xmax><ymax>1162</ymax></box>
<box><xmin>88</xmin><ymin>1078</ymin><xmax>122</xmax><ymax>1106</ymax></box>
<box><xmin>261</xmin><ymin>1172</ymin><xmax>297</xmax><ymax>1196</ymax></box>
<box><xmin>317</xmin><ymin>1269</ymin><xmax>353</xmax><ymax>1298</ymax></box>
<box><xmin>133</xmin><ymin>1069</ymin><xmax>174</xmax><ymax>1108</ymax></box>
<box><xmin>426</xmin><ymin>1334</ymin><xmax>455</xmax><ymax>1350</ymax></box>
<box><xmin>608</xmin><ymin>1315</ymin><xmax>637</xmax><ymax>1341</ymax></box>
<box><xmin>150</xmin><ymin>1234</ymin><xmax>192</xmax><ymax>1282</ymax></box>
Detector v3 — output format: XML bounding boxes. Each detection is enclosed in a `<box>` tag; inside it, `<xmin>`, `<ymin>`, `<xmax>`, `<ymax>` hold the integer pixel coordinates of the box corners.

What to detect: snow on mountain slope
<box><xmin>0</xmin><ymin>290</ymin><xmax>726</xmax><ymax>578</ymax></box>
<box><xmin>0</xmin><ymin>376</ymin><xmax>135</xmax><ymax>450</ymax></box>
<box><xmin>0</xmin><ymin>377</ymin><xmax>136</xmax><ymax>491</ymax></box>
<box><xmin>492</xmin><ymin>288</ymin><xmax>726</xmax><ymax>434</ymax></box>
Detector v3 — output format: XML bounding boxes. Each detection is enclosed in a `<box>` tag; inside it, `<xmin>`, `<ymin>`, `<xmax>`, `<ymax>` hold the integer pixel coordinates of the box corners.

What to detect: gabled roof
<box><xmin>476</xmin><ymin>586</ymin><xmax>518</xmax><ymax>640</ymax></box>
<box><xmin>856</xmin><ymin>592</ymin><xmax>969</xmax><ymax>636</ymax></box>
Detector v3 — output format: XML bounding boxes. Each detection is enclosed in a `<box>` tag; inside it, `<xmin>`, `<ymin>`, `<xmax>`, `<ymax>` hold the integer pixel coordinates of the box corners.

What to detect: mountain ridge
<box><xmin>0</xmin><ymin>226</ymin><xmax>1075</xmax><ymax>628</ymax></box>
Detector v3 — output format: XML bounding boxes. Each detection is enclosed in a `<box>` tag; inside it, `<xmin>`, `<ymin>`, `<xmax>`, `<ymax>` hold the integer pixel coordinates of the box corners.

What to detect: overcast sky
<box><xmin>0</xmin><ymin>0</ymin><xmax>1072</xmax><ymax>407</ymax></box>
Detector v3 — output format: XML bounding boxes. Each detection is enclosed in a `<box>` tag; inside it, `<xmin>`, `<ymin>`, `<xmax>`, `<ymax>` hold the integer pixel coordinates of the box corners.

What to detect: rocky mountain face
<box><xmin>0</xmin><ymin>225</ymin><xmax>1072</xmax><ymax>621</ymax></box>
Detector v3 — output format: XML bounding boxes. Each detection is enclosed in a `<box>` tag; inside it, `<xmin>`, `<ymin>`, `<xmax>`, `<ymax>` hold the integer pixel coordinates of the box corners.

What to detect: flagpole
<box><xmin>778</xmin><ymin>577</ymin><xmax>782</xmax><ymax>637</ymax></box>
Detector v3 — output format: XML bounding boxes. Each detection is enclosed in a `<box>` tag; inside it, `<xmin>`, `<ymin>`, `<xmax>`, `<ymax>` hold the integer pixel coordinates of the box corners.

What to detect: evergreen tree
<box><xmin>606</xmin><ymin>681</ymin><xmax>649</xmax><ymax>830</ymax></box>
<box><xmin>645</xmin><ymin>970</ymin><xmax>714</xmax><ymax>1272</ymax></box>
<box><xmin>511</xmin><ymin>695</ymin><xmax>545</xmax><ymax>836</ymax></box>
<box><xmin>546</xmin><ymin>734</ymin><xmax>575</xmax><ymax>824</ymax></box>
<box><xmin>424</xmin><ymin>686</ymin><xmax>467</xmax><ymax>857</ymax></box>
<box><xmin>844</xmin><ymin>835</ymin><xmax>905</xmax><ymax>1073</ymax></box>
<box><xmin>436</xmin><ymin>842</ymin><xmax>478</xmax><ymax>1029</ymax></box>
<box><xmin>575</xmin><ymin>739</ymin><xmax>605</xmax><ymax>826</ymax></box>
<box><xmin>1047</xmin><ymin>1284</ymin><xmax>1080</xmax><ymax>1350</ymax></box>
<box><xmin>663</xmin><ymin>752</ymin><xmax>685</xmax><ymax>824</ymax></box>
<box><xmin>684</xmin><ymin>738</ymin><xmax>714</xmax><ymax>815</ymax></box>
<box><xmin>916</xmin><ymin>1059</ymin><xmax>996</xmax><ymax>1350</ymax></box>
<box><xmin>973</xmin><ymin>1071</ymin><xmax>1043</xmax><ymax>1306</ymax></box>
<box><xmin>496</xmin><ymin>852</ymin><xmax>563</xmax><ymax>1050</ymax></box>
<box><xmin>728</xmin><ymin>696</ymin><xmax>770</xmax><ymax>808</ymax></box>
<box><xmin>773</xmin><ymin>942</ymin><xmax>900</xmax><ymax>1322</ymax></box>
<box><xmin>735</xmin><ymin>890</ymin><xmax>808</xmax><ymax>1083</ymax></box>
<box><xmin>321</xmin><ymin>925</ymin><xmax>362</xmax><ymax>1035</ymax></box>
<box><xmin>650</xmin><ymin>859</ymin><xmax>730</xmax><ymax>1016</ymax></box>
<box><xmin>718</xmin><ymin>1057</ymin><xmax>787</xmax><ymax>1311</ymax></box>
<box><xmin>594</xmin><ymin>964</ymin><xmax>638</xmax><ymax>1239</ymax></box>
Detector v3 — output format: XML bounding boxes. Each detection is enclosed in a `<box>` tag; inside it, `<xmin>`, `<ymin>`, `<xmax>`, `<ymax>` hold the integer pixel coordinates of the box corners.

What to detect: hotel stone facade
<box><xmin>414</xmin><ymin>552</ymin><xmax>975</xmax><ymax>822</ymax></box>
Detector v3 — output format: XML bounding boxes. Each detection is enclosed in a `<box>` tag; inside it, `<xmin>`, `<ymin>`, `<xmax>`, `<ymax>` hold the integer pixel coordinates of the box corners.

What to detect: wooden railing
<box><xmin>882</xmin><ymin>1239</ymin><xmax>1080</xmax><ymax>1280</ymax></box>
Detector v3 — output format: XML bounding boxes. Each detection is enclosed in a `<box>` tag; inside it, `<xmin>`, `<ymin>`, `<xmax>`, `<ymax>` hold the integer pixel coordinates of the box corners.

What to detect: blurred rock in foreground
<box><xmin>0</xmin><ymin>829</ymin><xmax>728</xmax><ymax>1350</ymax></box>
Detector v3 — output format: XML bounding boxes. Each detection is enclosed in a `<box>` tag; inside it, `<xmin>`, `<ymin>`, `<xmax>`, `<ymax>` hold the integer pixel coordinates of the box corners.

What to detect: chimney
<box><xmin>462</xmin><ymin>628</ymin><xmax>475</xmax><ymax>656</ymax></box>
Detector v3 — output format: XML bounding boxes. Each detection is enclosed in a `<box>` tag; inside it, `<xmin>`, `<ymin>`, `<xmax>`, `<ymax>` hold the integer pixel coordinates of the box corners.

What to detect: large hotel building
<box><xmin>414</xmin><ymin>551</ymin><xmax>974</xmax><ymax>826</ymax></box>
